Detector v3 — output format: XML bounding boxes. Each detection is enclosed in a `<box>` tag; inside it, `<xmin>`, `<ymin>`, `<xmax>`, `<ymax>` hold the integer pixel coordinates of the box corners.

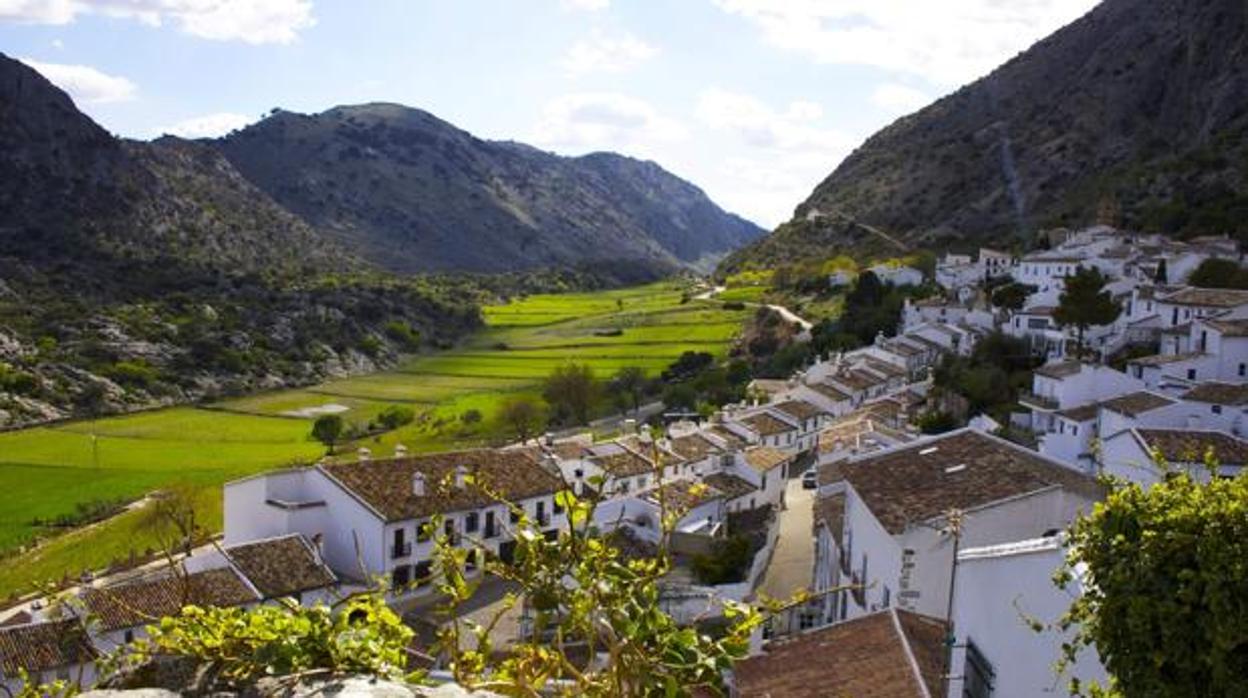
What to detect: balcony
<box><xmin>1019</xmin><ymin>391</ymin><xmax>1059</xmax><ymax>411</ymax></box>
<box><xmin>391</xmin><ymin>542</ymin><xmax>412</xmax><ymax>559</ymax></box>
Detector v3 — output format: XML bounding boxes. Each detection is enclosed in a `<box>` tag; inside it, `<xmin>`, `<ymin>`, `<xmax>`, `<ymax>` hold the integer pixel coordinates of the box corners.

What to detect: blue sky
<box><xmin>1</xmin><ymin>0</ymin><xmax>1099</xmax><ymax>227</ymax></box>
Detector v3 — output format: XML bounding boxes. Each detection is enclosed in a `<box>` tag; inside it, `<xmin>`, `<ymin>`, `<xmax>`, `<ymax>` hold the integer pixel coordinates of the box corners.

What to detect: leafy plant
<box><xmin>311</xmin><ymin>414</ymin><xmax>345</xmax><ymax>454</ymax></box>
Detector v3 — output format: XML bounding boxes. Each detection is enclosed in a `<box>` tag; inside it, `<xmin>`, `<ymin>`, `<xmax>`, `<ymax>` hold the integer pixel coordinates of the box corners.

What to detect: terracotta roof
<box><xmin>1100</xmin><ymin>391</ymin><xmax>1176</xmax><ymax>417</ymax></box>
<box><xmin>1129</xmin><ymin>351</ymin><xmax>1205</xmax><ymax>367</ymax></box>
<box><xmin>1136</xmin><ymin>429</ymin><xmax>1248</xmax><ymax>465</ymax></box>
<box><xmin>82</xmin><ymin>567</ymin><xmax>259</xmax><ymax>631</ymax></box>
<box><xmin>813</xmin><ymin>492</ymin><xmax>845</xmax><ymax>540</ymax></box>
<box><xmin>808</xmin><ymin>381</ymin><xmax>851</xmax><ymax>403</ymax></box>
<box><xmin>225</xmin><ymin>534</ymin><xmax>337</xmax><ymax>599</ymax></box>
<box><xmin>1161</xmin><ymin>287</ymin><xmax>1248</xmax><ymax>307</ymax></box>
<box><xmin>1205</xmin><ymin>318</ymin><xmax>1248</xmax><ymax>337</ymax></box>
<box><xmin>743</xmin><ymin>447</ymin><xmax>790</xmax><ymax>474</ymax></box>
<box><xmin>708</xmin><ymin>426</ymin><xmax>750</xmax><ymax>450</ymax></box>
<box><xmin>322</xmin><ymin>450</ymin><xmax>561</xmax><ymax>522</ymax></box>
<box><xmin>772</xmin><ymin>400</ymin><xmax>825</xmax><ymax>422</ymax></box>
<box><xmin>1057</xmin><ymin>403</ymin><xmax>1100</xmax><ymax>422</ymax></box>
<box><xmin>588</xmin><ymin>443</ymin><xmax>656</xmax><ymax>477</ymax></box>
<box><xmin>643</xmin><ymin>479</ymin><xmax>723</xmax><ymax>511</ymax></box>
<box><xmin>828</xmin><ymin>430</ymin><xmax>1103</xmax><ymax>534</ymax></box>
<box><xmin>1034</xmin><ymin>361</ymin><xmax>1081</xmax><ymax>379</ymax></box>
<box><xmin>668</xmin><ymin>433</ymin><xmax>726</xmax><ymax>462</ymax></box>
<box><xmin>702</xmin><ymin>473</ymin><xmax>757</xmax><ymax>501</ymax></box>
<box><xmin>0</xmin><ymin>619</ymin><xmax>97</xmax><ymax>677</ymax></box>
<box><xmin>732</xmin><ymin>609</ymin><xmax>947</xmax><ymax>697</ymax></box>
<box><xmin>1182</xmin><ymin>382</ymin><xmax>1248</xmax><ymax>406</ymax></box>
<box><xmin>740</xmin><ymin>412</ymin><xmax>797</xmax><ymax>437</ymax></box>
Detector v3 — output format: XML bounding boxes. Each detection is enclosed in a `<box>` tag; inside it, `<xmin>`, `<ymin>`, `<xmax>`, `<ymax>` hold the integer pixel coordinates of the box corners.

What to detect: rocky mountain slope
<box><xmin>0</xmin><ymin>54</ymin><xmax>480</xmax><ymax>426</ymax></box>
<box><xmin>724</xmin><ymin>0</ymin><xmax>1248</xmax><ymax>270</ymax></box>
<box><xmin>217</xmin><ymin>104</ymin><xmax>763</xmax><ymax>276</ymax></box>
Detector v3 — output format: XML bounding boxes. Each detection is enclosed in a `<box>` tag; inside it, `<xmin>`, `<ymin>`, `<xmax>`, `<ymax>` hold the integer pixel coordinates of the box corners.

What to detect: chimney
<box><xmin>412</xmin><ymin>471</ymin><xmax>426</xmax><ymax>497</ymax></box>
<box><xmin>394</xmin><ymin>443</ymin><xmax>408</xmax><ymax>458</ymax></box>
<box><xmin>357</xmin><ymin>447</ymin><xmax>371</xmax><ymax>462</ymax></box>
<box><xmin>454</xmin><ymin>465</ymin><xmax>468</xmax><ymax>489</ymax></box>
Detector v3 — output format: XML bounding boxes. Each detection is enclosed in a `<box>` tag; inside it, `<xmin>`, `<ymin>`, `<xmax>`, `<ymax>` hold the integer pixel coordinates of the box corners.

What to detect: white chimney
<box><xmin>624</xmin><ymin>418</ymin><xmax>637</xmax><ymax>433</ymax></box>
<box><xmin>412</xmin><ymin>472</ymin><xmax>426</xmax><ymax>497</ymax></box>
<box><xmin>357</xmin><ymin>447</ymin><xmax>371</xmax><ymax>462</ymax></box>
<box><xmin>395</xmin><ymin>443</ymin><xmax>408</xmax><ymax>458</ymax></box>
<box><xmin>454</xmin><ymin>465</ymin><xmax>468</xmax><ymax>489</ymax></box>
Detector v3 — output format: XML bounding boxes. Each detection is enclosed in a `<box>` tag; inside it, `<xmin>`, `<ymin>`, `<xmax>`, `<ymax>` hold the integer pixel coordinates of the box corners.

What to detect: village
<box><xmin>2</xmin><ymin>225</ymin><xmax>1246</xmax><ymax>697</ymax></box>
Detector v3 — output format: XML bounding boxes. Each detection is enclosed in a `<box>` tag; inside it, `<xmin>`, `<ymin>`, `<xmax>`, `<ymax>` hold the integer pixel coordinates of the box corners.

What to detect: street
<box><xmin>756</xmin><ymin>477</ymin><xmax>814</xmax><ymax>603</ymax></box>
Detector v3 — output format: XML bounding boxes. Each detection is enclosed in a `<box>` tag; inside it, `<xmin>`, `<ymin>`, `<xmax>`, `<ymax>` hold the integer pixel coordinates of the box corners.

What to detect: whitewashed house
<box><xmin>0</xmin><ymin>619</ymin><xmax>98</xmax><ymax>695</ymax></box>
<box><xmin>947</xmin><ymin>536</ymin><xmax>1108</xmax><ymax>698</ymax></box>
<box><xmin>1019</xmin><ymin>361</ymin><xmax>1145</xmax><ymax>435</ymax></box>
<box><xmin>1099</xmin><ymin>428</ymin><xmax>1248</xmax><ymax>486</ymax></box>
<box><xmin>868</xmin><ymin>264</ymin><xmax>925</xmax><ymax>287</ymax></box>
<box><xmin>814</xmin><ymin>429</ymin><xmax>1102</xmax><ymax>625</ymax></box>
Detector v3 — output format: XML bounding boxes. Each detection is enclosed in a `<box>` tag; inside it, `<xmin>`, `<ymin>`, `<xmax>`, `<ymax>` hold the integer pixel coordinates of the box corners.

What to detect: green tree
<box><xmin>497</xmin><ymin>397</ymin><xmax>545</xmax><ymax>445</ymax></box>
<box><xmin>1153</xmin><ymin>257</ymin><xmax>1168</xmax><ymax>284</ymax></box>
<box><xmin>311</xmin><ymin>414</ymin><xmax>345</xmax><ymax>454</ymax></box>
<box><xmin>543</xmin><ymin>363</ymin><xmax>598</xmax><ymax>425</ymax></box>
<box><xmin>376</xmin><ymin>405</ymin><xmax>415</xmax><ymax>431</ymax></box>
<box><xmin>1058</xmin><ymin>467</ymin><xmax>1248</xmax><ymax>697</ymax></box>
<box><xmin>991</xmin><ymin>282</ymin><xmax>1032</xmax><ymax>311</ymax></box>
<box><xmin>1188</xmin><ymin>258</ymin><xmax>1248</xmax><ymax>289</ymax></box>
<box><xmin>1054</xmin><ymin>267</ymin><xmax>1121</xmax><ymax>356</ymax></box>
<box><xmin>610</xmin><ymin>366</ymin><xmax>649</xmax><ymax>415</ymax></box>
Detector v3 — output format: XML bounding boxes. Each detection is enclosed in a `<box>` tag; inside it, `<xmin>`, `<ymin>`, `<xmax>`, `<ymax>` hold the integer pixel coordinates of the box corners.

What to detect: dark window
<box><xmin>417</xmin><ymin>519</ymin><xmax>431</xmax><ymax>542</ymax></box>
<box><xmin>124</xmin><ymin>630</ymin><xmax>134</xmax><ymax>644</ymax></box>
<box><xmin>963</xmin><ymin>639</ymin><xmax>996</xmax><ymax>698</ymax></box>
<box><xmin>413</xmin><ymin>561</ymin><xmax>432</xmax><ymax>587</ymax></box>
<box><xmin>1240</xmin><ymin>363</ymin><xmax>1246</xmax><ymax>377</ymax></box>
<box><xmin>391</xmin><ymin>564</ymin><xmax>411</xmax><ymax>588</ymax></box>
<box><xmin>444</xmin><ymin>518</ymin><xmax>457</xmax><ymax>544</ymax></box>
<box><xmin>465</xmin><ymin>511</ymin><xmax>479</xmax><ymax>533</ymax></box>
<box><xmin>553</xmin><ymin>496</ymin><xmax>564</xmax><ymax>515</ymax></box>
<box><xmin>391</xmin><ymin>528</ymin><xmax>410</xmax><ymax>559</ymax></box>
<box><xmin>536</xmin><ymin>500</ymin><xmax>549</xmax><ymax>526</ymax></box>
<box><xmin>510</xmin><ymin>505</ymin><xmax>522</xmax><ymax>524</ymax></box>
<box><xmin>485</xmin><ymin>511</ymin><xmax>498</xmax><ymax>538</ymax></box>
<box><xmin>1187</xmin><ymin>369</ymin><xmax>1197</xmax><ymax>380</ymax></box>
<box><xmin>1213</xmin><ymin>405</ymin><xmax>1223</xmax><ymax>415</ymax></box>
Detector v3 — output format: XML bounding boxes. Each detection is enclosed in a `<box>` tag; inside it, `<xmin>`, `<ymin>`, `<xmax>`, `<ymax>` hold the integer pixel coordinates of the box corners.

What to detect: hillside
<box><xmin>0</xmin><ymin>54</ymin><xmax>481</xmax><ymax>427</ymax></box>
<box><xmin>725</xmin><ymin>0</ymin><xmax>1248</xmax><ymax>270</ymax></box>
<box><xmin>217</xmin><ymin>103</ymin><xmax>763</xmax><ymax>276</ymax></box>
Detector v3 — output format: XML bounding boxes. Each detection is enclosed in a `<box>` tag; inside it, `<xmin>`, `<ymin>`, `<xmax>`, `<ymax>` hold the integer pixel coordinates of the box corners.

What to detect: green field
<box><xmin>0</xmin><ymin>282</ymin><xmax>744</xmax><ymax>597</ymax></box>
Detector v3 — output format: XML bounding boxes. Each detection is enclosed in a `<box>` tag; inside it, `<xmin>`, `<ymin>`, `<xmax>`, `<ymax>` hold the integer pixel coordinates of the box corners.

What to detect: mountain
<box><xmin>216</xmin><ymin>103</ymin><xmax>764</xmax><ymax>276</ymax></box>
<box><xmin>0</xmin><ymin>54</ymin><xmax>480</xmax><ymax>426</ymax></box>
<box><xmin>724</xmin><ymin>0</ymin><xmax>1248</xmax><ymax>271</ymax></box>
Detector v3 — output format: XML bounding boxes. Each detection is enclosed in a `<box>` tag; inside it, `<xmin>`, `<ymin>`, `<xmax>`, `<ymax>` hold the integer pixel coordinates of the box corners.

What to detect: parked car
<box><xmin>801</xmin><ymin>468</ymin><xmax>818</xmax><ymax>489</ymax></box>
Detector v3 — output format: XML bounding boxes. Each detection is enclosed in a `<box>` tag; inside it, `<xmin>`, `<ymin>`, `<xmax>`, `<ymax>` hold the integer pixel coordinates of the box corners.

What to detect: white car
<box><xmin>801</xmin><ymin>468</ymin><xmax>818</xmax><ymax>489</ymax></box>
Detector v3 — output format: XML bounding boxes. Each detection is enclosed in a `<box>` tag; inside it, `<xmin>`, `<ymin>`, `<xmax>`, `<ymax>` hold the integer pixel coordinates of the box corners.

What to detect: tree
<box><xmin>1058</xmin><ymin>469</ymin><xmax>1248</xmax><ymax>697</ymax></box>
<box><xmin>142</xmin><ymin>482</ymin><xmax>204</xmax><ymax>557</ymax></box>
<box><xmin>375</xmin><ymin>405</ymin><xmax>415</xmax><ymax>431</ymax></box>
<box><xmin>311</xmin><ymin>414</ymin><xmax>344</xmax><ymax>454</ymax></box>
<box><xmin>498</xmin><ymin>397</ymin><xmax>545</xmax><ymax>445</ymax></box>
<box><xmin>1153</xmin><ymin>257</ymin><xmax>1168</xmax><ymax>284</ymax></box>
<box><xmin>991</xmin><ymin>282</ymin><xmax>1033</xmax><ymax>311</ymax></box>
<box><xmin>609</xmin><ymin>366</ymin><xmax>649</xmax><ymax>415</ymax></box>
<box><xmin>543</xmin><ymin>363</ymin><xmax>598</xmax><ymax>425</ymax></box>
<box><xmin>1188</xmin><ymin>258</ymin><xmax>1248</xmax><ymax>289</ymax></box>
<box><xmin>1054</xmin><ymin>267</ymin><xmax>1121</xmax><ymax>356</ymax></box>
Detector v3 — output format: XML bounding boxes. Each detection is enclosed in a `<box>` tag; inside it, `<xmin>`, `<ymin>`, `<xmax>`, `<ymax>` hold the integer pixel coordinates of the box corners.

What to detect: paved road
<box><xmin>755</xmin><ymin>478</ymin><xmax>814</xmax><ymax>603</ymax></box>
<box><xmin>694</xmin><ymin>285</ymin><xmax>813</xmax><ymax>330</ymax></box>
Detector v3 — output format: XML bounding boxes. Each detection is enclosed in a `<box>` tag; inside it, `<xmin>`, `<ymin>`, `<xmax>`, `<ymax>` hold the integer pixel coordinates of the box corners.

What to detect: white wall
<box><xmin>948</xmin><ymin>539</ymin><xmax>1108</xmax><ymax>698</ymax></box>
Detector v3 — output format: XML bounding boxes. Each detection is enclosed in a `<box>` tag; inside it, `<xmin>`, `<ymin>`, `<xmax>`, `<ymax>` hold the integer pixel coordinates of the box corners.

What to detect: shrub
<box><xmin>375</xmin><ymin>405</ymin><xmax>415</xmax><ymax>431</ymax></box>
<box><xmin>691</xmin><ymin>535</ymin><xmax>755</xmax><ymax>585</ymax></box>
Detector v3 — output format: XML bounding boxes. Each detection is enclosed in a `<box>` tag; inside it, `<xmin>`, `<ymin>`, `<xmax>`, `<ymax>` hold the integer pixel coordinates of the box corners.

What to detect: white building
<box><xmin>0</xmin><ymin>619</ymin><xmax>98</xmax><ymax>694</ymax></box>
<box><xmin>1099</xmin><ymin>428</ymin><xmax>1248</xmax><ymax>486</ymax></box>
<box><xmin>947</xmin><ymin>536</ymin><xmax>1108</xmax><ymax>698</ymax></box>
<box><xmin>1019</xmin><ymin>361</ymin><xmax>1146</xmax><ymax>436</ymax></box>
<box><xmin>869</xmin><ymin>264</ymin><xmax>925</xmax><ymax>287</ymax></box>
<box><xmin>814</xmin><ymin>429</ymin><xmax>1102</xmax><ymax>626</ymax></box>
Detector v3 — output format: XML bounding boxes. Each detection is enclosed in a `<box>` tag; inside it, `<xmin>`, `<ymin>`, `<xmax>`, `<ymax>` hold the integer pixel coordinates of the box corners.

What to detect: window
<box><xmin>485</xmin><ymin>511</ymin><xmax>498</xmax><ymax>538</ymax></box>
<box><xmin>510</xmin><ymin>506</ymin><xmax>522</xmax><ymax>524</ymax></box>
<box><xmin>638</xmin><ymin>475</ymin><xmax>648</xmax><ymax>489</ymax></box>
<box><xmin>536</xmin><ymin>500</ymin><xmax>548</xmax><ymax>526</ymax></box>
<box><xmin>1213</xmin><ymin>405</ymin><xmax>1223</xmax><ymax>415</ymax></box>
<box><xmin>963</xmin><ymin>639</ymin><xmax>997</xmax><ymax>698</ymax></box>
<box><xmin>553</xmin><ymin>496</ymin><xmax>564</xmax><ymax>515</ymax></box>
<box><xmin>124</xmin><ymin>630</ymin><xmax>134</xmax><ymax>644</ymax></box>
<box><xmin>1072</xmin><ymin>426</ymin><xmax>1078</xmax><ymax>436</ymax></box>
<box><xmin>444</xmin><ymin>518</ymin><xmax>456</xmax><ymax>543</ymax></box>
<box><xmin>413</xmin><ymin>561</ymin><xmax>432</xmax><ymax>587</ymax></box>
<box><xmin>417</xmin><ymin>519</ymin><xmax>431</xmax><ymax>542</ymax></box>
<box><xmin>465</xmin><ymin>511</ymin><xmax>479</xmax><ymax>533</ymax></box>
<box><xmin>761</xmin><ymin>472</ymin><xmax>768</xmax><ymax>489</ymax></box>
<box><xmin>391</xmin><ymin>564</ymin><xmax>411</xmax><ymax>588</ymax></box>
<box><xmin>882</xmin><ymin>585</ymin><xmax>891</xmax><ymax>608</ymax></box>
<box><xmin>1240</xmin><ymin>363</ymin><xmax>1246</xmax><ymax>377</ymax></box>
<box><xmin>1187</xmin><ymin>369</ymin><xmax>1197</xmax><ymax>380</ymax></box>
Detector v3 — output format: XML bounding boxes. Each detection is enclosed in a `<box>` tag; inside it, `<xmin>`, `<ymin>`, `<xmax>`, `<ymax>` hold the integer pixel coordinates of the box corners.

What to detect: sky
<box><xmin>0</xmin><ymin>0</ymin><xmax>1101</xmax><ymax>228</ymax></box>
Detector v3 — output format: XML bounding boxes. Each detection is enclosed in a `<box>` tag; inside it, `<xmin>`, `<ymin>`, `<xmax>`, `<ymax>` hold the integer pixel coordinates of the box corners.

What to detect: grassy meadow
<box><xmin>0</xmin><ymin>282</ymin><xmax>745</xmax><ymax>597</ymax></box>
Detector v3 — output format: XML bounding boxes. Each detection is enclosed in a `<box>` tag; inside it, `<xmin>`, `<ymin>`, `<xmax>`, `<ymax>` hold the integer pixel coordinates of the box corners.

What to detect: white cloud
<box><xmin>0</xmin><ymin>0</ymin><xmax>315</xmax><ymax>44</ymax></box>
<box><xmin>870</xmin><ymin>83</ymin><xmax>931</xmax><ymax>114</ymax></box>
<box><xmin>530</xmin><ymin>92</ymin><xmax>686</xmax><ymax>160</ymax></box>
<box><xmin>156</xmin><ymin>112</ymin><xmax>254</xmax><ymax>138</ymax></box>
<box><xmin>22</xmin><ymin>58</ymin><xmax>136</xmax><ymax>103</ymax></box>
<box><xmin>695</xmin><ymin>88</ymin><xmax>855</xmax><ymax>226</ymax></box>
<box><xmin>560</xmin><ymin>0</ymin><xmax>608</xmax><ymax>11</ymax></box>
<box><xmin>712</xmin><ymin>0</ymin><xmax>1100</xmax><ymax>86</ymax></box>
<box><xmin>563</xmin><ymin>30</ymin><xmax>657</xmax><ymax>76</ymax></box>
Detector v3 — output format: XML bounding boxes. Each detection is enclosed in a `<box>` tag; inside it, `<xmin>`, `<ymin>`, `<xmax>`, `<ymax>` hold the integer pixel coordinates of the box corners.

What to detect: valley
<box><xmin>0</xmin><ymin>281</ymin><xmax>747</xmax><ymax>597</ymax></box>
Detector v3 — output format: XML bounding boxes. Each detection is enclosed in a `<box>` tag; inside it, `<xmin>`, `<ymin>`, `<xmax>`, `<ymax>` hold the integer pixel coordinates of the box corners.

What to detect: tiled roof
<box><xmin>744</xmin><ymin>447</ymin><xmax>790</xmax><ymax>474</ymax></box>
<box><xmin>1034</xmin><ymin>361</ymin><xmax>1081</xmax><ymax>379</ymax></box>
<box><xmin>667</xmin><ymin>433</ymin><xmax>726</xmax><ymax>462</ymax></box>
<box><xmin>772</xmin><ymin>400</ymin><xmax>825</xmax><ymax>422</ymax></box>
<box><xmin>886</xmin><ymin>340</ymin><xmax>925</xmax><ymax>357</ymax></box>
<box><xmin>643</xmin><ymin>479</ymin><xmax>723</xmax><ymax>511</ymax></box>
<box><xmin>808</xmin><ymin>381</ymin><xmax>851</xmax><ymax>402</ymax></box>
<box><xmin>864</xmin><ymin>358</ymin><xmax>907</xmax><ymax>378</ymax></box>
<box><xmin>1099</xmin><ymin>391</ymin><xmax>1176</xmax><ymax>417</ymax></box>
<box><xmin>1057</xmin><ymin>403</ymin><xmax>1100</xmax><ymax>422</ymax></box>
<box><xmin>82</xmin><ymin>567</ymin><xmax>259</xmax><ymax>631</ymax></box>
<box><xmin>1136</xmin><ymin>429</ymin><xmax>1248</xmax><ymax>465</ymax></box>
<box><xmin>828</xmin><ymin>430</ymin><xmax>1103</xmax><ymax>534</ymax></box>
<box><xmin>1205</xmin><ymin>318</ymin><xmax>1248</xmax><ymax>337</ymax></box>
<box><xmin>740</xmin><ymin>412</ymin><xmax>797</xmax><ymax>437</ymax></box>
<box><xmin>818</xmin><ymin>418</ymin><xmax>875</xmax><ymax>454</ymax></box>
<box><xmin>588</xmin><ymin>444</ymin><xmax>655</xmax><ymax>478</ymax></box>
<box><xmin>702</xmin><ymin>473</ymin><xmax>757</xmax><ymax>501</ymax></box>
<box><xmin>707</xmin><ymin>426</ymin><xmax>750</xmax><ymax>450</ymax></box>
<box><xmin>225</xmin><ymin>534</ymin><xmax>337</xmax><ymax>599</ymax></box>
<box><xmin>732</xmin><ymin>608</ymin><xmax>946</xmax><ymax>697</ymax></box>
<box><xmin>1161</xmin><ymin>287</ymin><xmax>1248</xmax><ymax>307</ymax></box>
<box><xmin>0</xmin><ymin>619</ymin><xmax>97</xmax><ymax>676</ymax></box>
<box><xmin>322</xmin><ymin>449</ymin><xmax>561</xmax><ymax>522</ymax></box>
<box><xmin>836</xmin><ymin>369</ymin><xmax>885</xmax><ymax>391</ymax></box>
<box><xmin>617</xmin><ymin>436</ymin><xmax>685</xmax><ymax>469</ymax></box>
<box><xmin>1129</xmin><ymin>351</ymin><xmax>1205</xmax><ymax>367</ymax></box>
<box><xmin>1182</xmin><ymin>382</ymin><xmax>1248</xmax><ymax>406</ymax></box>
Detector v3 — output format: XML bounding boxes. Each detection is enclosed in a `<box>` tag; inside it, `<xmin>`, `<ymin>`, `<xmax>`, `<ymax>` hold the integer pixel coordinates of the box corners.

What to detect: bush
<box><xmin>916</xmin><ymin>410</ymin><xmax>959</xmax><ymax>434</ymax></box>
<box><xmin>383</xmin><ymin>320</ymin><xmax>422</xmax><ymax>350</ymax></box>
<box><xmin>722</xmin><ymin>301</ymin><xmax>746</xmax><ymax>311</ymax></box>
<box><xmin>692</xmin><ymin>535</ymin><xmax>755</xmax><ymax>585</ymax></box>
<box><xmin>103</xmin><ymin>361</ymin><xmax>159</xmax><ymax>390</ymax></box>
<box><xmin>375</xmin><ymin>405</ymin><xmax>415</xmax><ymax>431</ymax></box>
<box><xmin>460</xmin><ymin>408</ymin><xmax>482</xmax><ymax>425</ymax></box>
